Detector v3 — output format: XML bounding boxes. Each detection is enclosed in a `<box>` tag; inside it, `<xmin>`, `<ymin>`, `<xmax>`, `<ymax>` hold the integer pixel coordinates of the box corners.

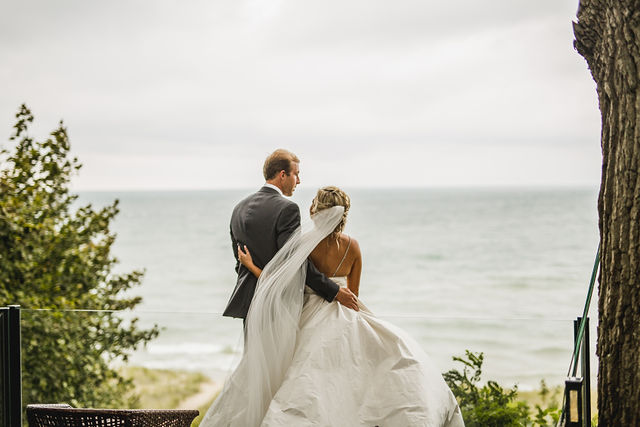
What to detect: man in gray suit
<box><xmin>223</xmin><ymin>149</ymin><xmax>359</xmax><ymax>320</ymax></box>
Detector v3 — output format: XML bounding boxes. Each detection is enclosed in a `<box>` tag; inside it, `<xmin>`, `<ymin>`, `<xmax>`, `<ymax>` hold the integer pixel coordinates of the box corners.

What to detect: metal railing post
<box><xmin>581</xmin><ymin>317</ymin><xmax>591</xmax><ymax>426</ymax></box>
<box><xmin>1</xmin><ymin>305</ymin><xmax>22</xmax><ymax>427</ymax></box>
<box><xmin>567</xmin><ymin>316</ymin><xmax>591</xmax><ymax>427</ymax></box>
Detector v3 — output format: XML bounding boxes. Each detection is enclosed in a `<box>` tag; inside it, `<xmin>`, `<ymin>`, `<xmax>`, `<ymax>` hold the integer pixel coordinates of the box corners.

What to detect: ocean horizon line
<box><xmin>74</xmin><ymin>184</ymin><xmax>600</xmax><ymax>194</ymax></box>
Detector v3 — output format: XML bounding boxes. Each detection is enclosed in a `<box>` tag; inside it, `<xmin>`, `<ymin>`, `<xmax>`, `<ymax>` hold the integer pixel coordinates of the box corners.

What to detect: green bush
<box><xmin>0</xmin><ymin>105</ymin><xmax>159</xmax><ymax>409</ymax></box>
<box><xmin>444</xmin><ymin>350</ymin><xmax>561</xmax><ymax>427</ymax></box>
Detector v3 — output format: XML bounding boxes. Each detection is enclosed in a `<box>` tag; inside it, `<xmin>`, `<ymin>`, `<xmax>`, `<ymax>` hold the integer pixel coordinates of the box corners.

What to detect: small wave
<box><xmin>145</xmin><ymin>342</ymin><xmax>242</xmax><ymax>355</ymax></box>
<box><xmin>532</xmin><ymin>346</ymin><xmax>567</xmax><ymax>356</ymax></box>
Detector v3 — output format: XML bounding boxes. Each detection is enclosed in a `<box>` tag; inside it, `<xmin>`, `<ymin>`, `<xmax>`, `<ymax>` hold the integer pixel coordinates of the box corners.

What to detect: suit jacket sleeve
<box><xmin>276</xmin><ymin>203</ymin><xmax>339</xmax><ymax>302</ymax></box>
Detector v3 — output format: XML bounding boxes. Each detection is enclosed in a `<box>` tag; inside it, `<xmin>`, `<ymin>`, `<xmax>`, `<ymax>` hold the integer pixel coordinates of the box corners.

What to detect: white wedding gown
<box><xmin>201</xmin><ymin>207</ymin><xmax>464</xmax><ymax>427</ymax></box>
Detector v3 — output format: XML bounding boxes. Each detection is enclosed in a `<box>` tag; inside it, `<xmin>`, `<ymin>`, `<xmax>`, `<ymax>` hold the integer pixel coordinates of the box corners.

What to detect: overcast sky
<box><xmin>1</xmin><ymin>0</ymin><xmax>601</xmax><ymax>190</ymax></box>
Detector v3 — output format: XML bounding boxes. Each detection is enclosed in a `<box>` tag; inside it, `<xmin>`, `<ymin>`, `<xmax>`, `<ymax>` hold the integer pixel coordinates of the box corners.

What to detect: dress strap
<box><xmin>332</xmin><ymin>236</ymin><xmax>352</xmax><ymax>277</ymax></box>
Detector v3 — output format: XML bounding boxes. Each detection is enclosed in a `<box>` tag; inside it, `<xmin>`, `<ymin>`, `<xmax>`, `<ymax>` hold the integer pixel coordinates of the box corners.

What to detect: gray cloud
<box><xmin>0</xmin><ymin>0</ymin><xmax>600</xmax><ymax>189</ymax></box>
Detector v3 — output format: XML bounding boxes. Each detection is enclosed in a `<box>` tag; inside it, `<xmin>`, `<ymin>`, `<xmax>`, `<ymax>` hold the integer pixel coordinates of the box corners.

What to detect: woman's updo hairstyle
<box><xmin>310</xmin><ymin>186</ymin><xmax>350</xmax><ymax>241</ymax></box>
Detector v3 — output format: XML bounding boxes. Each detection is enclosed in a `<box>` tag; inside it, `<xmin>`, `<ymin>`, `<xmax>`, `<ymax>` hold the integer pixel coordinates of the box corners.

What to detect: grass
<box><xmin>517</xmin><ymin>382</ymin><xmax>562</xmax><ymax>410</ymax></box>
<box><xmin>121</xmin><ymin>366</ymin><xmax>209</xmax><ymax>410</ymax></box>
<box><xmin>121</xmin><ymin>366</ymin><xmax>222</xmax><ymax>426</ymax></box>
<box><xmin>191</xmin><ymin>392</ymin><xmax>220</xmax><ymax>427</ymax></box>
<box><xmin>517</xmin><ymin>381</ymin><xmax>597</xmax><ymax>414</ymax></box>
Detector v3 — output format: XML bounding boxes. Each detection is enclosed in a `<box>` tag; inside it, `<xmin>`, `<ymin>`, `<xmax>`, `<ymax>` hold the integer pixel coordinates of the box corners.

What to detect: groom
<box><xmin>223</xmin><ymin>149</ymin><xmax>359</xmax><ymax>320</ymax></box>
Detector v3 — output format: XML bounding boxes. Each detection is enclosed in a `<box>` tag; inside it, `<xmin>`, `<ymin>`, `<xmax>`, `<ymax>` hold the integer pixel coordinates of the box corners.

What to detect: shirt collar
<box><xmin>263</xmin><ymin>183</ymin><xmax>283</xmax><ymax>196</ymax></box>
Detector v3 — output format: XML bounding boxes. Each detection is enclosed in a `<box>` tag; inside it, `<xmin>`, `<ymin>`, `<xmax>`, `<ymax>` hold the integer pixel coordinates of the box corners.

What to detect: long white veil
<box><xmin>201</xmin><ymin>206</ymin><xmax>344</xmax><ymax>427</ymax></box>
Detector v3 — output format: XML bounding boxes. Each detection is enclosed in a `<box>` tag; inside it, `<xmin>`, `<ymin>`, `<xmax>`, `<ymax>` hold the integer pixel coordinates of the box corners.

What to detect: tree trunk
<box><xmin>574</xmin><ymin>0</ymin><xmax>640</xmax><ymax>424</ymax></box>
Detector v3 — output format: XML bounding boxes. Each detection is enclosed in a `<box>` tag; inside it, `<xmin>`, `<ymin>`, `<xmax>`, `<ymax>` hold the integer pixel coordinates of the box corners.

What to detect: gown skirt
<box><xmin>257</xmin><ymin>277</ymin><xmax>465</xmax><ymax>427</ymax></box>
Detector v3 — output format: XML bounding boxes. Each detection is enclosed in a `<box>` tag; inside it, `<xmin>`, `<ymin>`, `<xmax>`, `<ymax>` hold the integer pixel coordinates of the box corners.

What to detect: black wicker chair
<box><xmin>26</xmin><ymin>404</ymin><xmax>199</xmax><ymax>427</ymax></box>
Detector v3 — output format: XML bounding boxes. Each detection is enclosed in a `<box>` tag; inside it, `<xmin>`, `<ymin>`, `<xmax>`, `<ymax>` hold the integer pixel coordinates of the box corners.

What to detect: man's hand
<box><xmin>335</xmin><ymin>287</ymin><xmax>359</xmax><ymax>311</ymax></box>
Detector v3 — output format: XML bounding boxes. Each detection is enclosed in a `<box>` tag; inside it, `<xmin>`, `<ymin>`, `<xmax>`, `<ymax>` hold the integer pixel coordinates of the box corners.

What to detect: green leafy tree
<box><xmin>0</xmin><ymin>105</ymin><xmax>159</xmax><ymax>408</ymax></box>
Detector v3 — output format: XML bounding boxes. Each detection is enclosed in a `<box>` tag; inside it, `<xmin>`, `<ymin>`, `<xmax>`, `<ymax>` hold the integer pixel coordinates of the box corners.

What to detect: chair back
<box><xmin>26</xmin><ymin>404</ymin><xmax>199</xmax><ymax>427</ymax></box>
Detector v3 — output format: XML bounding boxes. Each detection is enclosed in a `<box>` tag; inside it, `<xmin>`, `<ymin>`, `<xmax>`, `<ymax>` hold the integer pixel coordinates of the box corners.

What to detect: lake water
<box><xmin>78</xmin><ymin>187</ymin><xmax>600</xmax><ymax>390</ymax></box>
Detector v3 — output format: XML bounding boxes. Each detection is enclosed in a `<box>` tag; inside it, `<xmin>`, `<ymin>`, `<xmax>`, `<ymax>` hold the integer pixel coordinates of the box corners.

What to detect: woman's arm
<box><xmin>346</xmin><ymin>240</ymin><xmax>362</xmax><ymax>297</ymax></box>
<box><xmin>238</xmin><ymin>245</ymin><xmax>262</xmax><ymax>278</ymax></box>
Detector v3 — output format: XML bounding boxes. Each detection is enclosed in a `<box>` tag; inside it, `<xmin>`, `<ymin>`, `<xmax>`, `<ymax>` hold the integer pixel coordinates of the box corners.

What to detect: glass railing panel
<box><xmin>19</xmin><ymin>306</ymin><xmax>597</xmax><ymax>418</ymax></box>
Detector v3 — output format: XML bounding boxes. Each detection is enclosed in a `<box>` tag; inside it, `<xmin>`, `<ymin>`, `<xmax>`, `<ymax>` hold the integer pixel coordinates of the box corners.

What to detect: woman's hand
<box><xmin>238</xmin><ymin>244</ymin><xmax>262</xmax><ymax>278</ymax></box>
<box><xmin>238</xmin><ymin>244</ymin><xmax>254</xmax><ymax>268</ymax></box>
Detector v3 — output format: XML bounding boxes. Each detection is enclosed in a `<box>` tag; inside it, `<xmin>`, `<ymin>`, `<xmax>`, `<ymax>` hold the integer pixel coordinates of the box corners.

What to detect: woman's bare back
<box><xmin>310</xmin><ymin>233</ymin><xmax>362</xmax><ymax>296</ymax></box>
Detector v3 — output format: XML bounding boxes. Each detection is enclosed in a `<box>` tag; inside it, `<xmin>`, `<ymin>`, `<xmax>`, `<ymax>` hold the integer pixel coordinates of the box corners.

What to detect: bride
<box><xmin>201</xmin><ymin>186</ymin><xmax>464</xmax><ymax>427</ymax></box>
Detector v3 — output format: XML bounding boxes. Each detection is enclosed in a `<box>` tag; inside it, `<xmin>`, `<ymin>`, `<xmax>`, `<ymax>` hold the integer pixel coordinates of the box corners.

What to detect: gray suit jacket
<box><xmin>223</xmin><ymin>186</ymin><xmax>340</xmax><ymax>319</ymax></box>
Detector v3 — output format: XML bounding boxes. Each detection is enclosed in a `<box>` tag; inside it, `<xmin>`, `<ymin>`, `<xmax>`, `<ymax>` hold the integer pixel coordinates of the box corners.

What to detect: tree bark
<box><xmin>574</xmin><ymin>0</ymin><xmax>640</xmax><ymax>424</ymax></box>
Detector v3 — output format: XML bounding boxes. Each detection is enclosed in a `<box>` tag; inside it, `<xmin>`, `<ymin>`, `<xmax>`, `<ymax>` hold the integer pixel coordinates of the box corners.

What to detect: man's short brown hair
<box><xmin>263</xmin><ymin>149</ymin><xmax>300</xmax><ymax>180</ymax></box>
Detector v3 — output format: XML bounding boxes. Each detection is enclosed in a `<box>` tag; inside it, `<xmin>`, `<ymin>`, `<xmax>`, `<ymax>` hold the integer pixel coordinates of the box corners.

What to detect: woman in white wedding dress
<box><xmin>201</xmin><ymin>186</ymin><xmax>464</xmax><ymax>427</ymax></box>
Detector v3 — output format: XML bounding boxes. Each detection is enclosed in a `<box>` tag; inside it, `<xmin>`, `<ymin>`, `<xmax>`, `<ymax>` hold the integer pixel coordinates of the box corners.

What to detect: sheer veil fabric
<box><xmin>201</xmin><ymin>206</ymin><xmax>345</xmax><ymax>427</ymax></box>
